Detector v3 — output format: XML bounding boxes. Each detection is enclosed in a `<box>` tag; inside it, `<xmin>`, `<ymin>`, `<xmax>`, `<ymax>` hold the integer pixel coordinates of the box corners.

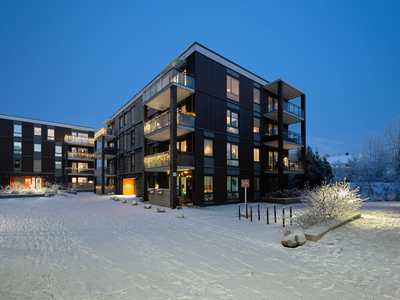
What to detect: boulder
<box><xmin>177</xmin><ymin>210</ymin><xmax>184</xmax><ymax>218</ymax></box>
<box><xmin>282</xmin><ymin>229</ymin><xmax>306</xmax><ymax>248</ymax></box>
<box><xmin>114</xmin><ymin>197</ymin><xmax>119</xmax><ymax>201</ymax></box>
<box><xmin>121</xmin><ymin>199</ymin><xmax>127</xmax><ymax>203</ymax></box>
<box><xmin>132</xmin><ymin>200</ymin><xmax>138</xmax><ymax>206</ymax></box>
<box><xmin>144</xmin><ymin>205</ymin><xmax>152</xmax><ymax>209</ymax></box>
<box><xmin>157</xmin><ymin>207</ymin><xmax>165</xmax><ymax>213</ymax></box>
<box><xmin>109</xmin><ymin>197</ymin><xmax>115</xmax><ymax>200</ymax></box>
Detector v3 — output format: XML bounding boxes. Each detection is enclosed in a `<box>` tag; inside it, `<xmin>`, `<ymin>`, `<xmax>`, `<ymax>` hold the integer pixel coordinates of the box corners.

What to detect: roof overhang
<box><xmin>103</xmin><ymin>119</ymin><xmax>114</xmax><ymax>126</ymax></box>
<box><xmin>263</xmin><ymin>78</ymin><xmax>304</xmax><ymax>100</ymax></box>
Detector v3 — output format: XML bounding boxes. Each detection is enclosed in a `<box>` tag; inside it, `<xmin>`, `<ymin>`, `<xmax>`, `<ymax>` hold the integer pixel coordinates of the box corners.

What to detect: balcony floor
<box><xmin>144</xmin><ymin>83</ymin><xmax>194</xmax><ymax>111</ymax></box>
<box><xmin>263</xmin><ymin>111</ymin><xmax>304</xmax><ymax>125</ymax></box>
<box><xmin>145</xmin><ymin>166</ymin><xmax>195</xmax><ymax>172</ymax></box>
<box><xmin>145</xmin><ymin>125</ymin><xmax>194</xmax><ymax>142</ymax></box>
<box><xmin>263</xmin><ymin>140</ymin><xmax>304</xmax><ymax>150</ymax></box>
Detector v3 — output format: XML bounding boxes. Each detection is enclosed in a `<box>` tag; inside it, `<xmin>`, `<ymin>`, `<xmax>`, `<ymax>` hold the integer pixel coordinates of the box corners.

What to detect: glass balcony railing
<box><xmin>263</xmin><ymin>161</ymin><xmax>304</xmax><ymax>172</ymax></box>
<box><xmin>67</xmin><ymin>152</ymin><xmax>95</xmax><ymax>159</ymax></box>
<box><xmin>143</xmin><ymin>68</ymin><xmax>195</xmax><ymax>104</ymax></box>
<box><xmin>94</xmin><ymin>128</ymin><xmax>116</xmax><ymax>140</ymax></box>
<box><xmin>64</xmin><ymin>135</ymin><xmax>94</xmax><ymax>145</ymax></box>
<box><xmin>95</xmin><ymin>147</ymin><xmax>115</xmax><ymax>157</ymax></box>
<box><xmin>94</xmin><ymin>168</ymin><xmax>115</xmax><ymax>176</ymax></box>
<box><xmin>144</xmin><ymin>110</ymin><xmax>195</xmax><ymax>136</ymax></box>
<box><xmin>265</xmin><ymin>129</ymin><xmax>305</xmax><ymax>146</ymax></box>
<box><xmin>265</xmin><ymin>99</ymin><xmax>304</xmax><ymax>119</ymax></box>
<box><xmin>144</xmin><ymin>151</ymin><xmax>194</xmax><ymax>169</ymax></box>
<box><xmin>65</xmin><ymin>167</ymin><xmax>95</xmax><ymax>174</ymax></box>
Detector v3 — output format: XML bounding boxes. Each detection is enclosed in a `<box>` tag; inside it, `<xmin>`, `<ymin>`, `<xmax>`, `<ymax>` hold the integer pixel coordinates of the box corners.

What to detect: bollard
<box><xmin>238</xmin><ymin>204</ymin><xmax>241</xmax><ymax>220</ymax></box>
<box><xmin>282</xmin><ymin>205</ymin><xmax>293</xmax><ymax>227</ymax></box>
<box><xmin>265</xmin><ymin>205</ymin><xmax>276</xmax><ymax>225</ymax></box>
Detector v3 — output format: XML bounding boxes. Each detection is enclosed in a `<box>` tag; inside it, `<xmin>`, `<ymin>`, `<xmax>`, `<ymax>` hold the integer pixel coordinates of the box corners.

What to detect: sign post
<box><xmin>241</xmin><ymin>179</ymin><xmax>250</xmax><ymax>218</ymax></box>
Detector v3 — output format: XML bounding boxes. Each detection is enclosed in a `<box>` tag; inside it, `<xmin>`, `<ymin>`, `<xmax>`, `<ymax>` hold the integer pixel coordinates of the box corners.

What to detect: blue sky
<box><xmin>1</xmin><ymin>0</ymin><xmax>399</xmax><ymax>156</ymax></box>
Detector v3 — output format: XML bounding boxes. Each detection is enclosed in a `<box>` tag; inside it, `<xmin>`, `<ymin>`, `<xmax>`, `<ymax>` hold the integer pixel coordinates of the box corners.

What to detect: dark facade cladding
<box><xmin>0</xmin><ymin>114</ymin><xmax>95</xmax><ymax>191</ymax></box>
<box><xmin>95</xmin><ymin>42</ymin><xmax>306</xmax><ymax>207</ymax></box>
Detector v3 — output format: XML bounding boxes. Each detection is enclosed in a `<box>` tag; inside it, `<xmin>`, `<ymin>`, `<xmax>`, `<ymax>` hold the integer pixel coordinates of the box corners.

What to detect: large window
<box><xmin>227</xmin><ymin>75</ymin><xmax>239</xmax><ymax>102</ymax></box>
<box><xmin>55</xmin><ymin>161</ymin><xmax>62</xmax><ymax>169</ymax></box>
<box><xmin>253</xmin><ymin>88</ymin><xmax>260</xmax><ymax>104</ymax></box>
<box><xmin>254</xmin><ymin>117</ymin><xmax>260</xmax><ymax>133</ymax></box>
<box><xmin>124</xmin><ymin>113</ymin><xmax>128</xmax><ymax>125</ymax></box>
<box><xmin>14</xmin><ymin>142</ymin><xmax>22</xmax><ymax>154</ymax></box>
<box><xmin>55</xmin><ymin>145</ymin><xmax>62</xmax><ymax>157</ymax></box>
<box><xmin>227</xmin><ymin>143</ymin><xmax>239</xmax><ymax>166</ymax></box>
<box><xmin>34</xmin><ymin>143</ymin><xmax>41</xmax><ymax>152</ymax></box>
<box><xmin>14</xmin><ymin>124</ymin><xmax>22</xmax><ymax>137</ymax></box>
<box><xmin>124</xmin><ymin>134</ymin><xmax>127</xmax><ymax>151</ymax></box>
<box><xmin>204</xmin><ymin>139</ymin><xmax>213</xmax><ymax>156</ymax></box>
<box><xmin>227</xmin><ymin>176</ymin><xmax>239</xmax><ymax>199</ymax></box>
<box><xmin>131</xmin><ymin>106</ymin><xmax>135</xmax><ymax>124</ymax></box>
<box><xmin>227</xmin><ymin>110</ymin><xmax>239</xmax><ymax>134</ymax></box>
<box><xmin>204</xmin><ymin>176</ymin><xmax>213</xmax><ymax>202</ymax></box>
<box><xmin>48</xmin><ymin>129</ymin><xmax>55</xmax><ymax>141</ymax></box>
<box><xmin>119</xmin><ymin>116</ymin><xmax>123</xmax><ymax>129</ymax></box>
<box><xmin>131</xmin><ymin>154</ymin><xmax>135</xmax><ymax>172</ymax></box>
<box><xmin>177</xmin><ymin>140</ymin><xmax>187</xmax><ymax>152</ymax></box>
<box><xmin>269</xmin><ymin>151</ymin><xmax>278</xmax><ymax>171</ymax></box>
<box><xmin>254</xmin><ymin>148</ymin><xmax>260</xmax><ymax>162</ymax></box>
<box><xmin>34</xmin><ymin>127</ymin><xmax>41</xmax><ymax>136</ymax></box>
<box><xmin>131</xmin><ymin>131</ymin><xmax>135</xmax><ymax>149</ymax></box>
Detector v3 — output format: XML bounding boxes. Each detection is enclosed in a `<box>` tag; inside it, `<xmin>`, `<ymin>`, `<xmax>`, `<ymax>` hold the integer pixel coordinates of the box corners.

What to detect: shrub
<box><xmin>294</xmin><ymin>180</ymin><xmax>365</xmax><ymax>229</ymax></box>
<box><xmin>268</xmin><ymin>188</ymin><xmax>301</xmax><ymax>198</ymax></box>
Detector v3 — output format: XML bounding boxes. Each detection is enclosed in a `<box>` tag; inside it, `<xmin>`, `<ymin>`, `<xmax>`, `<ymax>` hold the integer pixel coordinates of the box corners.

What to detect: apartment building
<box><xmin>95</xmin><ymin>42</ymin><xmax>306</xmax><ymax>207</ymax></box>
<box><xmin>0</xmin><ymin>114</ymin><xmax>95</xmax><ymax>191</ymax></box>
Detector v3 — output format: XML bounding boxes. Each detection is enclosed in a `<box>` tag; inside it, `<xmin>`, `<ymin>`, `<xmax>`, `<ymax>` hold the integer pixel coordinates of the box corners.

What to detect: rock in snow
<box><xmin>114</xmin><ymin>197</ymin><xmax>119</xmax><ymax>201</ymax></box>
<box><xmin>177</xmin><ymin>210</ymin><xmax>184</xmax><ymax>218</ymax></box>
<box><xmin>121</xmin><ymin>199</ymin><xmax>127</xmax><ymax>203</ymax></box>
<box><xmin>144</xmin><ymin>205</ymin><xmax>152</xmax><ymax>209</ymax></box>
<box><xmin>157</xmin><ymin>207</ymin><xmax>165</xmax><ymax>213</ymax></box>
<box><xmin>131</xmin><ymin>200</ymin><xmax>138</xmax><ymax>206</ymax></box>
<box><xmin>282</xmin><ymin>229</ymin><xmax>306</xmax><ymax>248</ymax></box>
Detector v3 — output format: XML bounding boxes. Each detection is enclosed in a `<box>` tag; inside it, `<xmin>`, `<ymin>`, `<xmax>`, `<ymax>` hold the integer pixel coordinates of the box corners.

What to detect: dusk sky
<box><xmin>1</xmin><ymin>1</ymin><xmax>399</xmax><ymax>157</ymax></box>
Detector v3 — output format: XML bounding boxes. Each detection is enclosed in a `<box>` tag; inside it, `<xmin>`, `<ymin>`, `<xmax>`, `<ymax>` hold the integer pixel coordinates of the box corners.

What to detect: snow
<box><xmin>0</xmin><ymin>194</ymin><xmax>399</xmax><ymax>299</ymax></box>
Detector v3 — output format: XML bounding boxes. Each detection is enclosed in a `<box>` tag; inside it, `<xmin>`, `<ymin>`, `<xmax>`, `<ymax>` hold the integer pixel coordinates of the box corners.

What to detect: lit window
<box><xmin>204</xmin><ymin>176</ymin><xmax>213</xmax><ymax>202</ymax></box>
<box><xmin>48</xmin><ymin>129</ymin><xmax>55</xmax><ymax>141</ymax></box>
<box><xmin>254</xmin><ymin>148</ymin><xmax>260</xmax><ymax>162</ymax></box>
<box><xmin>55</xmin><ymin>145</ymin><xmax>62</xmax><ymax>157</ymax></box>
<box><xmin>227</xmin><ymin>143</ymin><xmax>239</xmax><ymax>166</ymax></box>
<box><xmin>227</xmin><ymin>110</ymin><xmax>239</xmax><ymax>134</ymax></box>
<box><xmin>253</xmin><ymin>88</ymin><xmax>260</xmax><ymax>104</ymax></box>
<box><xmin>34</xmin><ymin>144</ymin><xmax>41</xmax><ymax>152</ymax></box>
<box><xmin>14</xmin><ymin>142</ymin><xmax>22</xmax><ymax>154</ymax></box>
<box><xmin>254</xmin><ymin>117</ymin><xmax>260</xmax><ymax>133</ymax></box>
<box><xmin>14</xmin><ymin>124</ymin><xmax>22</xmax><ymax>137</ymax></box>
<box><xmin>227</xmin><ymin>75</ymin><xmax>239</xmax><ymax>102</ymax></box>
<box><xmin>227</xmin><ymin>176</ymin><xmax>239</xmax><ymax>199</ymax></box>
<box><xmin>204</xmin><ymin>139</ymin><xmax>213</xmax><ymax>156</ymax></box>
<box><xmin>177</xmin><ymin>140</ymin><xmax>187</xmax><ymax>152</ymax></box>
<box><xmin>55</xmin><ymin>161</ymin><xmax>62</xmax><ymax>169</ymax></box>
<box><xmin>34</xmin><ymin>127</ymin><xmax>41</xmax><ymax>136</ymax></box>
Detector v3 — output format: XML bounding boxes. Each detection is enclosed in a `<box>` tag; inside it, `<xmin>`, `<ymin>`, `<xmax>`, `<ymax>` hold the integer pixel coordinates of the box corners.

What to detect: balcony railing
<box><xmin>265</xmin><ymin>99</ymin><xmax>304</xmax><ymax>119</ymax></box>
<box><xmin>94</xmin><ymin>168</ymin><xmax>115</xmax><ymax>176</ymax></box>
<box><xmin>68</xmin><ymin>182</ymin><xmax>94</xmax><ymax>190</ymax></box>
<box><xmin>144</xmin><ymin>151</ymin><xmax>194</xmax><ymax>169</ymax></box>
<box><xmin>265</xmin><ymin>129</ymin><xmax>305</xmax><ymax>146</ymax></box>
<box><xmin>64</xmin><ymin>135</ymin><xmax>94</xmax><ymax>145</ymax></box>
<box><xmin>263</xmin><ymin>161</ymin><xmax>304</xmax><ymax>172</ymax></box>
<box><xmin>94</xmin><ymin>127</ymin><xmax>116</xmax><ymax>140</ymax></box>
<box><xmin>95</xmin><ymin>147</ymin><xmax>115</xmax><ymax>157</ymax></box>
<box><xmin>65</xmin><ymin>167</ymin><xmax>95</xmax><ymax>174</ymax></box>
<box><xmin>144</xmin><ymin>110</ymin><xmax>195</xmax><ymax>136</ymax></box>
<box><xmin>95</xmin><ymin>185</ymin><xmax>116</xmax><ymax>195</ymax></box>
<box><xmin>143</xmin><ymin>68</ymin><xmax>195</xmax><ymax>104</ymax></box>
<box><xmin>67</xmin><ymin>152</ymin><xmax>95</xmax><ymax>159</ymax></box>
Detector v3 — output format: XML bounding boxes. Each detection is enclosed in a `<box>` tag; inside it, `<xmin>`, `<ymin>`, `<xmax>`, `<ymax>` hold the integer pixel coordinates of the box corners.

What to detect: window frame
<box><xmin>204</xmin><ymin>139</ymin><xmax>213</xmax><ymax>157</ymax></box>
<box><xmin>47</xmin><ymin>129</ymin><xmax>55</xmax><ymax>141</ymax></box>
<box><xmin>14</xmin><ymin>141</ymin><xmax>22</xmax><ymax>154</ymax></box>
<box><xmin>227</xmin><ymin>74</ymin><xmax>239</xmax><ymax>102</ymax></box>
<box><xmin>253</xmin><ymin>117</ymin><xmax>260</xmax><ymax>133</ymax></box>
<box><xmin>55</xmin><ymin>161</ymin><xmax>62</xmax><ymax>170</ymax></box>
<box><xmin>227</xmin><ymin>176</ymin><xmax>239</xmax><ymax>199</ymax></box>
<box><xmin>227</xmin><ymin>109</ymin><xmax>239</xmax><ymax>135</ymax></box>
<box><xmin>227</xmin><ymin>142</ymin><xmax>239</xmax><ymax>166</ymax></box>
<box><xmin>254</xmin><ymin>148</ymin><xmax>260</xmax><ymax>162</ymax></box>
<box><xmin>253</xmin><ymin>87</ymin><xmax>260</xmax><ymax>104</ymax></box>
<box><xmin>14</xmin><ymin>124</ymin><xmax>22</xmax><ymax>137</ymax></box>
<box><xmin>204</xmin><ymin>176</ymin><xmax>214</xmax><ymax>202</ymax></box>
<box><xmin>34</xmin><ymin>143</ymin><xmax>42</xmax><ymax>153</ymax></box>
<box><xmin>34</xmin><ymin>127</ymin><xmax>42</xmax><ymax>136</ymax></box>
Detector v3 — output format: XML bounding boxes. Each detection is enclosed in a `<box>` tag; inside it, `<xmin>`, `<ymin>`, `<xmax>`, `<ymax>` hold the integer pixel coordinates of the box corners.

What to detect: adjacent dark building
<box><xmin>95</xmin><ymin>42</ymin><xmax>306</xmax><ymax>207</ymax></box>
<box><xmin>0</xmin><ymin>114</ymin><xmax>95</xmax><ymax>191</ymax></box>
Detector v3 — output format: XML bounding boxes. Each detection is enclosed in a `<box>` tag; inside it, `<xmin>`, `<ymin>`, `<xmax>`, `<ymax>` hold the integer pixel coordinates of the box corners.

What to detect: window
<box><xmin>34</xmin><ymin>160</ymin><xmax>41</xmax><ymax>172</ymax></box>
<box><xmin>254</xmin><ymin>148</ymin><xmax>260</xmax><ymax>162</ymax></box>
<box><xmin>14</xmin><ymin>124</ymin><xmax>22</xmax><ymax>137</ymax></box>
<box><xmin>14</xmin><ymin>142</ymin><xmax>22</xmax><ymax>154</ymax></box>
<box><xmin>268</xmin><ymin>96</ymin><xmax>278</xmax><ymax>112</ymax></box>
<box><xmin>116</xmin><ymin>138</ymin><xmax>120</xmax><ymax>154</ymax></box>
<box><xmin>124</xmin><ymin>134</ymin><xmax>127</xmax><ymax>151</ymax></box>
<box><xmin>34</xmin><ymin>144</ymin><xmax>41</xmax><ymax>152</ymax></box>
<box><xmin>124</xmin><ymin>156</ymin><xmax>128</xmax><ymax>173</ymax></box>
<box><xmin>227</xmin><ymin>75</ymin><xmax>239</xmax><ymax>102</ymax></box>
<box><xmin>55</xmin><ymin>161</ymin><xmax>62</xmax><ymax>169</ymax></box>
<box><xmin>204</xmin><ymin>139</ymin><xmax>213</xmax><ymax>156</ymax></box>
<box><xmin>48</xmin><ymin>129</ymin><xmax>55</xmax><ymax>141</ymax></box>
<box><xmin>268</xmin><ymin>124</ymin><xmax>277</xmax><ymax>136</ymax></box>
<box><xmin>177</xmin><ymin>140</ymin><xmax>187</xmax><ymax>152</ymax></box>
<box><xmin>253</xmin><ymin>88</ymin><xmax>260</xmax><ymax>104</ymax></box>
<box><xmin>227</xmin><ymin>143</ymin><xmax>239</xmax><ymax>166</ymax></box>
<box><xmin>55</xmin><ymin>145</ymin><xmax>62</xmax><ymax>157</ymax></box>
<box><xmin>227</xmin><ymin>176</ymin><xmax>239</xmax><ymax>199</ymax></box>
<box><xmin>124</xmin><ymin>113</ymin><xmax>128</xmax><ymax>125</ymax></box>
<box><xmin>254</xmin><ymin>177</ymin><xmax>260</xmax><ymax>191</ymax></box>
<box><xmin>131</xmin><ymin>106</ymin><xmax>135</xmax><ymax>124</ymax></box>
<box><xmin>204</xmin><ymin>176</ymin><xmax>213</xmax><ymax>202</ymax></box>
<box><xmin>13</xmin><ymin>159</ymin><xmax>21</xmax><ymax>171</ymax></box>
<box><xmin>119</xmin><ymin>116</ymin><xmax>123</xmax><ymax>129</ymax></box>
<box><xmin>131</xmin><ymin>131</ymin><xmax>135</xmax><ymax>148</ymax></box>
<box><xmin>227</xmin><ymin>110</ymin><xmax>239</xmax><ymax>134</ymax></box>
<box><xmin>131</xmin><ymin>154</ymin><xmax>135</xmax><ymax>172</ymax></box>
<box><xmin>254</xmin><ymin>117</ymin><xmax>260</xmax><ymax>133</ymax></box>
<box><xmin>34</xmin><ymin>127</ymin><xmax>41</xmax><ymax>136</ymax></box>
<box><xmin>269</xmin><ymin>151</ymin><xmax>278</xmax><ymax>171</ymax></box>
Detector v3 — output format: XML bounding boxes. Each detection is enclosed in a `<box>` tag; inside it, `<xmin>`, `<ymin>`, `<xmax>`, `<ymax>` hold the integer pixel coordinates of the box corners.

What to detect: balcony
<box><xmin>263</xmin><ymin>100</ymin><xmax>304</xmax><ymax>125</ymax></box>
<box><xmin>64</xmin><ymin>135</ymin><xmax>94</xmax><ymax>146</ymax></box>
<box><xmin>65</xmin><ymin>167</ymin><xmax>95</xmax><ymax>175</ymax></box>
<box><xmin>263</xmin><ymin>160</ymin><xmax>304</xmax><ymax>174</ymax></box>
<box><xmin>94</xmin><ymin>168</ymin><xmax>116</xmax><ymax>177</ymax></box>
<box><xmin>68</xmin><ymin>182</ymin><xmax>94</xmax><ymax>190</ymax></box>
<box><xmin>144</xmin><ymin>110</ymin><xmax>195</xmax><ymax>141</ymax></box>
<box><xmin>95</xmin><ymin>185</ymin><xmax>116</xmax><ymax>195</ymax></box>
<box><xmin>94</xmin><ymin>127</ymin><xmax>116</xmax><ymax>142</ymax></box>
<box><xmin>95</xmin><ymin>147</ymin><xmax>116</xmax><ymax>159</ymax></box>
<box><xmin>143</xmin><ymin>68</ymin><xmax>195</xmax><ymax>110</ymax></box>
<box><xmin>67</xmin><ymin>152</ymin><xmax>95</xmax><ymax>161</ymax></box>
<box><xmin>263</xmin><ymin>129</ymin><xmax>304</xmax><ymax>150</ymax></box>
<box><xmin>144</xmin><ymin>151</ymin><xmax>195</xmax><ymax>172</ymax></box>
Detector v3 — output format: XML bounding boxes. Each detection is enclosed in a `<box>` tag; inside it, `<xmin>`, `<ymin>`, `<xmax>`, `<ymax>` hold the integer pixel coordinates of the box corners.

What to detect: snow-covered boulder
<box><xmin>132</xmin><ymin>200</ymin><xmax>138</xmax><ymax>206</ymax></box>
<box><xmin>282</xmin><ymin>229</ymin><xmax>306</xmax><ymax>248</ymax></box>
<box><xmin>157</xmin><ymin>207</ymin><xmax>165</xmax><ymax>213</ymax></box>
<box><xmin>144</xmin><ymin>205</ymin><xmax>152</xmax><ymax>209</ymax></box>
<box><xmin>114</xmin><ymin>197</ymin><xmax>119</xmax><ymax>201</ymax></box>
<box><xmin>177</xmin><ymin>210</ymin><xmax>184</xmax><ymax>218</ymax></box>
<box><xmin>109</xmin><ymin>196</ymin><xmax>115</xmax><ymax>200</ymax></box>
<box><xmin>121</xmin><ymin>199</ymin><xmax>127</xmax><ymax>203</ymax></box>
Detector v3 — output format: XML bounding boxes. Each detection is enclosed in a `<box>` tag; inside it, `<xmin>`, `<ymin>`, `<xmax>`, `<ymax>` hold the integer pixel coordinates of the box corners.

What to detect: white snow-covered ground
<box><xmin>0</xmin><ymin>194</ymin><xmax>399</xmax><ymax>300</ymax></box>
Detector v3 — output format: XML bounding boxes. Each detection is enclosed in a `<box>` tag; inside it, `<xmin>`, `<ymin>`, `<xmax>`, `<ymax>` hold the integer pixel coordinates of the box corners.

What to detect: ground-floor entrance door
<box><xmin>123</xmin><ymin>178</ymin><xmax>134</xmax><ymax>195</ymax></box>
